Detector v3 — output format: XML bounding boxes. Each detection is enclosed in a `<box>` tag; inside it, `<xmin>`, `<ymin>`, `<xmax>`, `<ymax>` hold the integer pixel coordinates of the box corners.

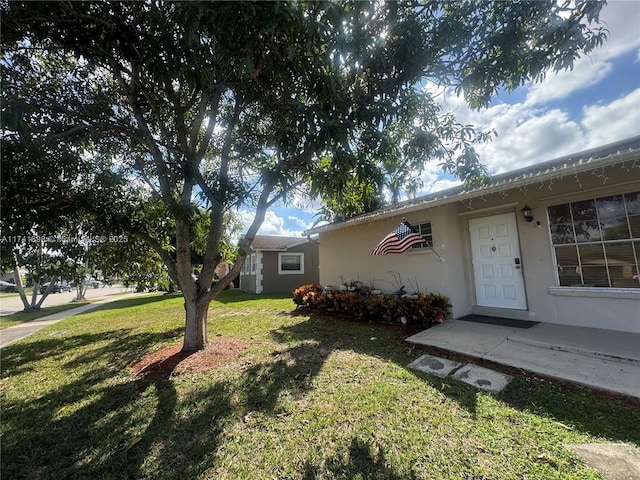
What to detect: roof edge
<box><xmin>305</xmin><ymin>136</ymin><xmax>640</xmax><ymax>236</ymax></box>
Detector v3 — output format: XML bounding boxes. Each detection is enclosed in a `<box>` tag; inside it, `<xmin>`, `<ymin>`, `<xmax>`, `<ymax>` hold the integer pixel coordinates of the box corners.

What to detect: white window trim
<box><xmin>250</xmin><ymin>253</ymin><xmax>256</xmax><ymax>275</ymax></box>
<box><xmin>410</xmin><ymin>221</ymin><xmax>433</xmax><ymax>251</ymax></box>
<box><xmin>278</xmin><ymin>252</ymin><xmax>304</xmax><ymax>275</ymax></box>
<box><xmin>548</xmin><ymin>286</ymin><xmax>640</xmax><ymax>300</ymax></box>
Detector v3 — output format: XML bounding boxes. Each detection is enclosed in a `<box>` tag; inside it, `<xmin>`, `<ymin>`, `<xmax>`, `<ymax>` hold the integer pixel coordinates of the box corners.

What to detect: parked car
<box><xmin>0</xmin><ymin>280</ymin><xmax>17</xmax><ymax>293</ymax></box>
<box><xmin>59</xmin><ymin>282</ymin><xmax>73</xmax><ymax>292</ymax></box>
<box><xmin>39</xmin><ymin>282</ymin><xmax>62</xmax><ymax>294</ymax></box>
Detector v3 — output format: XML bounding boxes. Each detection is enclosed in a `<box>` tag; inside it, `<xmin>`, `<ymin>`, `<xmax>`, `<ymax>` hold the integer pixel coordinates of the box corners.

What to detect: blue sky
<box><xmin>244</xmin><ymin>0</ymin><xmax>640</xmax><ymax>237</ymax></box>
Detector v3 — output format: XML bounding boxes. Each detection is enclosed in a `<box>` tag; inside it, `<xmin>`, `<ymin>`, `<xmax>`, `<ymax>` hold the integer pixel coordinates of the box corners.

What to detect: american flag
<box><xmin>369</xmin><ymin>220</ymin><xmax>425</xmax><ymax>255</ymax></box>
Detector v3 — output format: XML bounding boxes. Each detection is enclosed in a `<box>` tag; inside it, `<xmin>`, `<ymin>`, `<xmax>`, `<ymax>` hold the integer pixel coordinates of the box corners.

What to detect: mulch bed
<box><xmin>129</xmin><ymin>337</ymin><xmax>250</xmax><ymax>380</ymax></box>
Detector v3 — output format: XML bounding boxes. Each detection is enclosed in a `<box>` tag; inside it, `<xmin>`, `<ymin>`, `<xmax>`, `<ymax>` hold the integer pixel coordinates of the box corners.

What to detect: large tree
<box><xmin>1</xmin><ymin>1</ymin><xmax>607</xmax><ymax>350</ymax></box>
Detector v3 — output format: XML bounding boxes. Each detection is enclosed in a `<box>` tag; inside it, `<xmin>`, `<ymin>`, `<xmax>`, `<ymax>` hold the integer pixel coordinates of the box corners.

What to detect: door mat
<box><xmin>457</xmin><ymin>314</ymin><xmax>539</xmax><ymax>329</ymax></box>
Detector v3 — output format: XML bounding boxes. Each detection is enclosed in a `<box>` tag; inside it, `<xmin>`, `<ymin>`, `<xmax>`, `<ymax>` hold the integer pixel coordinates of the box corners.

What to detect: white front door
<box><xmin>469</xmin><ymin>212</ymin><xmax>527</xmax><ymax>310</ymax></box>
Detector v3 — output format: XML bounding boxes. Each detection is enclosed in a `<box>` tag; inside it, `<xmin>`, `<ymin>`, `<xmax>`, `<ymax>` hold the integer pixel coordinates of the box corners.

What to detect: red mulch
<box><xmin>129</xmin><ymin>337</ymin><xmax>250</xmax><ymax>380</ymax></box>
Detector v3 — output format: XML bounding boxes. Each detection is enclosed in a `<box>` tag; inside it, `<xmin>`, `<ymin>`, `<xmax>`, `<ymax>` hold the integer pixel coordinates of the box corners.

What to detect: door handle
<box><xmin>514</xmin><ymin>257</ymin><xmax>521</xmax><ymax>269</ymax></box>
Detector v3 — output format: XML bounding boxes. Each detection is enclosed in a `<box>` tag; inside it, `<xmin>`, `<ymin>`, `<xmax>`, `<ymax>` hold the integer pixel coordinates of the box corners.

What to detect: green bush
<box><xmin>293</xmin><ymin>285</ymin><xmax>451</xmax><ymax>327</ymax></box>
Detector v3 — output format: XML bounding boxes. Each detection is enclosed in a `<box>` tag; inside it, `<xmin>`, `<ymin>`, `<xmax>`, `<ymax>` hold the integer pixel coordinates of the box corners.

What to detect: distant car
<box><xmin>0</xmin><ymin>280</ymin><xmax>17</xmax><ymax>293</ymax></box>
<box><xmin>40</xmin><ymin>282</ymin><xmax>62</xmax><ymax>294</ymax></box>
<box><xmin>59</xmin><ymin>282</ymin><xmax>73</xmax><ymax>292</ymax></box>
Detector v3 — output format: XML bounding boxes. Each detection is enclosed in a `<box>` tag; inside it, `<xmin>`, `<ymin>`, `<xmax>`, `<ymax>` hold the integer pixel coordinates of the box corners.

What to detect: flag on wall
<box><xmin>369</xmin><ymin>219</ymin><xmax>425</xmax><ymax>255</ymax></box>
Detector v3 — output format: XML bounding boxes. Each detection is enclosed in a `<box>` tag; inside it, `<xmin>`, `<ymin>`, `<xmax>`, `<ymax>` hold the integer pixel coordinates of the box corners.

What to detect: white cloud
<box><xmin>581</xmin><ymin>88</ymin><xmax>640</xmax><ymax>147</ymax></box>
<box><xmin>525</xmin><ymin>1</ymin><xmax>640</xmax><ymax>106</ymax></box>
<box><xmin>525</xmin><ymin>59</ymin><xmax>613</xmax><ymax>106</ymax></box>
<box><xmin>476</xmin><ymin>109</ymin><xmax>585</xmax><ymax>172</ymax></box>
<box><xmin>597</xmin><ymin>1</ymin><xmax>640</xmax><ymax>59</ymax></box>
<box><xmin>239</xmin><ymin>209</ymin><xmax>305</xmax><ymax>237</ymax></box>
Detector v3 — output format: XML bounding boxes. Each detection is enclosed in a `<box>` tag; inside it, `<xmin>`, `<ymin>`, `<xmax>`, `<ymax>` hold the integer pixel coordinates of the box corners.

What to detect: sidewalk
<box><xmin>0</xmin><ymin>293</ymin><xmax>142</xmax><ymax>348</ymax></box>
<box><xmin>406</xmin><ymin>319</ymin><xmax>640</xmax><ymax>399</ymax></box>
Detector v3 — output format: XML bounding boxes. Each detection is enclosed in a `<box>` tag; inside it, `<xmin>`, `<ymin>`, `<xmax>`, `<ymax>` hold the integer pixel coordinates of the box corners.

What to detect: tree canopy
<box><xmin>1</xmin><ymin>0</ymin><xmax>607</xmax><ymax>350</ymax></box>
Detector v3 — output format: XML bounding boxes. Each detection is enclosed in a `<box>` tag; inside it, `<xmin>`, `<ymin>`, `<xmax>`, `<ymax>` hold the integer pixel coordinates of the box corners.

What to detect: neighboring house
<box><xmin>305</xmin><ymin>136</ymin><xmax>640</xmax><ymax>334</ymax></box>
<box><xmin>239</xmin><ymin>235</ymin><xmax>319</xmax><ymax>294</ymax></box>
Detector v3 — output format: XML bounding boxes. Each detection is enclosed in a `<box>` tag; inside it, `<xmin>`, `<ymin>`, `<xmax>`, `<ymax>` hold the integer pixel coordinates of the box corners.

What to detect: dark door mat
<box><xmin>456</xmin><ymin>314</ymin><xmax>539</xmax><ymax>329</ymax></box>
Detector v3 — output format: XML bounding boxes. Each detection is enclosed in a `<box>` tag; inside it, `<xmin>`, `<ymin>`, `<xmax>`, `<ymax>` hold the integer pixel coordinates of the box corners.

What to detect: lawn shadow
<box><xmin>302</xmin><ymin>436</ymin><xmax>418</xmax><ymax>480</ymax></box>
<box><xmin>0</xmin><ymin>325</ymin><xmax>185</xmax><ymax>379</ymax></box>
<box><xmin>2</xmin><ymin>374</ymin><xmax>234</xmax><ymax>479</ymax></box>
<box><xmin>1</xmin><ymin>325</ymin><xmax>234</xmax><ymax>479</ymax></box>
<box><xmin>272</xmin><ymin>313</ymin><xmax>640</xmax><ymax>445</ymax></box>
<box><xmin>240</xmin><ymin>340</ymin><xmax>332</xmax><ymax>413</ymax></box>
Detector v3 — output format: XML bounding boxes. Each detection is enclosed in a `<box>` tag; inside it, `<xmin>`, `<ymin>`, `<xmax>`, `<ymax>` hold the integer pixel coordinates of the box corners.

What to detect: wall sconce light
<box><xmin>520</xmin><ymin>204</ymin><xmax>534</xmax><ymax>223</ymax></box>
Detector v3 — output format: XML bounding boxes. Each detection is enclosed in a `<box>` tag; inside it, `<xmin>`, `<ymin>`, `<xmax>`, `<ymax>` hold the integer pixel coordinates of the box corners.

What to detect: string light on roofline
<box><xmin>591</xmin><ymin>167</ymin><xmax>608</xmax><ymax>184</ymax></box>
<box><xmin>518</xmin><ymin>185</ymin><xmax>528</xmax><ymax>196</ymax></box>
<box><xmin>574</xmin><ymin>173</ymin><xmax>583</xmax><ymax>189</ymax></box>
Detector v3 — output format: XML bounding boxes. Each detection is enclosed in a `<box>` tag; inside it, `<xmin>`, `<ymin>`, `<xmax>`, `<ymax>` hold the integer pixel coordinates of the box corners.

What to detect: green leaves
<box><xmin>1</xmin><ymin>1</ymin><xmax>608</xmax><ymax>342</ymax></box>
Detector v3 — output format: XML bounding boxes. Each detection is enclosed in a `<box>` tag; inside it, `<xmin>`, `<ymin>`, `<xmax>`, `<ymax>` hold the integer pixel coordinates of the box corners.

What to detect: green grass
<box><xmin>1</xmin><ymin>291</ymin><xmax>638</xmax><ymax>479</ymax></box>
<box><xmin>0</xmin><ymin>302</ymin><xmax>90</xmax><ymax>329</ymax></box>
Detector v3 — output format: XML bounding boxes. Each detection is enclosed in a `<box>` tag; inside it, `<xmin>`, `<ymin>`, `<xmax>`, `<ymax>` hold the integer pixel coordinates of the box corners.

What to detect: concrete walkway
<box><xmin>406</xmin><ymin>319</ymin><xmax>640</xmax><ymax>399</ymax></box>
<box><xmin>0</xmin><ymin>293</ymin><xmax>142</xmax><ymax>348</ymax></box>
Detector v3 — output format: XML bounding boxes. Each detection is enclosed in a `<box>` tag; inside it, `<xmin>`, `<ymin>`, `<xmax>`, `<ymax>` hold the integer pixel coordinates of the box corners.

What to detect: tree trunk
<box><xmin>182</xmin><ymin>298</ymin><xmax>209</xmax><ymax>351</ymax></box>
<box><xmin>12</xmin><ymin>258</ymin><xmax>30</xmax><ymax>310</ymax></box>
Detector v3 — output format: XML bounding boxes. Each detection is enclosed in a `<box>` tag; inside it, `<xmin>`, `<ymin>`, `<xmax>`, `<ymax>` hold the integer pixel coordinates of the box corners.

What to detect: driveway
<box><xmin>0</xmin><ymin>285</ymin><xmax>136</xmax><ymax>316</ymax></box>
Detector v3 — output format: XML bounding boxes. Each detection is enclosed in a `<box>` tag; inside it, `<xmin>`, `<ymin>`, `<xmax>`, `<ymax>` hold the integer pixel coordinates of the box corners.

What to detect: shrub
<box><xmin>293</xmin><ymin>285</ymin><xmax>451</xmax><ymax>326</ymax></box>
<box><xmin>293</xmin><ymin>283</ymin><xmax>324</xmax><ymax>306</ymax></box>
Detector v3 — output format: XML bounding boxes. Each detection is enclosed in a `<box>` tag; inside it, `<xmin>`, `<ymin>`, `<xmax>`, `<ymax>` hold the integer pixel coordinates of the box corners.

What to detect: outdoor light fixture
<box><xmin>520</xmin><ymin>204</ymin><xmax>534</xmax><ymax>223</ymax></box>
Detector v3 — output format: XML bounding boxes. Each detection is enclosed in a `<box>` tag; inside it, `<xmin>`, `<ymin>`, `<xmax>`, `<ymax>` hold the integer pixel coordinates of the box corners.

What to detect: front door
<box><xmin>469</xmin><ymin>212</ymin><xmax>527</xmax><ymax>310</ymax></box>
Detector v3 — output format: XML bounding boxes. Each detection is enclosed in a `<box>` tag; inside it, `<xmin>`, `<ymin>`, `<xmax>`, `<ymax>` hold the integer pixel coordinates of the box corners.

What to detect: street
<box><xmin>0</xmin><ymin>285</ymin><xmax>136</xmax><ymax>316</ymax></box>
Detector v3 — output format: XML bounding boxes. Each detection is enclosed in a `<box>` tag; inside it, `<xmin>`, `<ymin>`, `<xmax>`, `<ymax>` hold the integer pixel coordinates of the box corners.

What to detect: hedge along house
<box><xmin>305</xmin><ymin>136</ymin><xmax>640</xmax><ymax>334</ymax></box>
<box><xmin>239</xmin><ymin>235</ymin><xmax>319</xmax><ymax>294</ymax></box>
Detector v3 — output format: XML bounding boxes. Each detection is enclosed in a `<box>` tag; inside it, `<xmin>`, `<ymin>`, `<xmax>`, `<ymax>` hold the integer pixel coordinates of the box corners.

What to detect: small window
<box><xmin>411</xmin><ymin>222</ymin><xmax>433</xmax><ymax>250</ymax></box>
<box><xmin>278</xmin><ymin>253</ymin><xmax>304</xmax><ymax>274</ymax></box>
<box><xmin>250</xmin><ymin>253</ymin><xmax>256</xmax><ymax>275</ymax></box>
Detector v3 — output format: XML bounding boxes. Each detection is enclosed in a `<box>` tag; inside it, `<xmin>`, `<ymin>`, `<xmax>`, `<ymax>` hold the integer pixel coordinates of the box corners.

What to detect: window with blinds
<box><xmin>278</xmin><ymin>253</ymin><xmax>304</xmax><ymax>274</ymax></box>
<box><xmin>548</xmin><ymin>191</ymin><xmax>640</xmax><ymax>288</ymax></box>
<box><xmin>410</xmin><ymin>222</ymin><xmax>433</xmax><ymax>250</ymax></box>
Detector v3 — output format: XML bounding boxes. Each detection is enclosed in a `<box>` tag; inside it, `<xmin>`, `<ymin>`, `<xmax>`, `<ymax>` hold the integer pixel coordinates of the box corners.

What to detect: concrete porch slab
<box><xmin>451</xmin><ymin>363</ymin><xmax>513</xmax><ymax>393</ymax></box>
<box><xmin>485</xmin><ymin>341</ymin><xmax>640</xmax><ymax>399</ymax></box>
<box><xmin>568</xmin><ymin>443</ymin><xmax>640</xmax><ymax>480</ymax></box>
<box><xmin>407</xmin><ymin>354</ymin><xmax>462</xmax><ymax>377</ymax></box>
<box><xmin>406</xmin><ymin>320</ymin><xmax>640</xmax><ymax>399</ymax></box>
<box><xmin>406</xmin><ymin>319</ymin><xmax>521</xmax><ymax>357</ymax></box>
<box><xmin>508</xmin><ymin>323</ymin><xmax>640</xmax><ymax>365</ymax></box>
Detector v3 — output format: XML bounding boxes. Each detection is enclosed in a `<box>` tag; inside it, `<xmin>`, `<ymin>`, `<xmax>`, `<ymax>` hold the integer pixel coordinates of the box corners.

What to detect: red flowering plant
<box><xmin>292</xmin><ymin>284</ymin><xmax>451</xmax><ymax>326</ymax></box>
<box><xmin>292</xmin><ymin>284</ymin><xmax>324</xmax><ymax>307</ymax></box>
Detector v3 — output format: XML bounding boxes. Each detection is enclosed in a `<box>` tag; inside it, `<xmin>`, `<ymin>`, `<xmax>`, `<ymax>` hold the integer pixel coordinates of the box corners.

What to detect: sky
<box><xmin>244</xmin><ymin>0</ymin><xmax>640</xmax><ymax>237</ymax></box>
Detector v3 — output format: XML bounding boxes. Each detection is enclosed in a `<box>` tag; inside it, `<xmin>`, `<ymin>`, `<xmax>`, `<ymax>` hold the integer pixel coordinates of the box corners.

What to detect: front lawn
<box><xmin>1</xmin><ymin>291</ymin><xmax>638</xmax><ymax>479</ymax></box>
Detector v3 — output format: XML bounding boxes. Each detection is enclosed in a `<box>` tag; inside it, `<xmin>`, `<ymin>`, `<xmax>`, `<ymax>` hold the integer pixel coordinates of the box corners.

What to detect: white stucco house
<box><xmin>305</xmin><ymin>136</ymin><xmax>640</xmax><ymax>334</ymax></box>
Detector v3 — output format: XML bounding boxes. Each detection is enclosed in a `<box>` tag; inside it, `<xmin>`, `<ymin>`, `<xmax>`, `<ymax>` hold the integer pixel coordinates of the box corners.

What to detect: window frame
<box><xmin>409</xmin><ymin>221</ymin><xmax>434</xmax><ymax>251</ymax></box>
<box><xmin>547</xmin><ymin>190</ymin><xmax>640</xmax><ymax>289</ymax></box>
<box><xmin>278</xmin><ymin>252</ymin><xmax>304</xmax><ymax>275</ymax></box>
